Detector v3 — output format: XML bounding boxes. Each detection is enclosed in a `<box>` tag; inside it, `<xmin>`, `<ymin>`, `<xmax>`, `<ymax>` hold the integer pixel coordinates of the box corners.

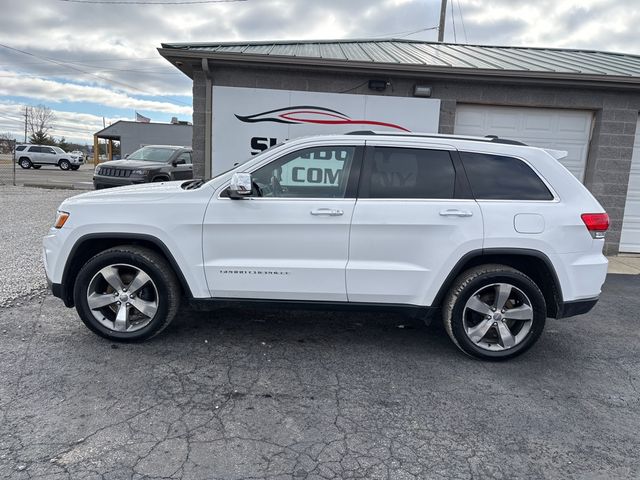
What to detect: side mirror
<box><xmin>229</xmin><ymin>172</ymin><xmax>252</xmax><ymax>199</ymax></box>
<box><xmin>124</xmin><ymin>154</ymin><xmax>129</xmax><ymax>159</ymax></box>
<box><xmin>172</xmin><ymin>159</ymin><xmax>186</xmax><ymax>166</ymax></box>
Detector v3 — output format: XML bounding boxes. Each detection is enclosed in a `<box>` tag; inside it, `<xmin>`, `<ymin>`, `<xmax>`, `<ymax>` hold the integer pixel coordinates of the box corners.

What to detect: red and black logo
<box><xmin>235</xmin><ymin>106</ymin><xmax>410</xmax><ymax>132</ymax></box>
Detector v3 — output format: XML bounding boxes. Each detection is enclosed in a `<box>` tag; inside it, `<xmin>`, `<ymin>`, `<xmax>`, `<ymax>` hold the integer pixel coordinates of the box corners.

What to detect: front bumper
<box><xmin>93</xmin><ymin>175</ymin><xmax>146</xmax><ymax>189</ymax></box>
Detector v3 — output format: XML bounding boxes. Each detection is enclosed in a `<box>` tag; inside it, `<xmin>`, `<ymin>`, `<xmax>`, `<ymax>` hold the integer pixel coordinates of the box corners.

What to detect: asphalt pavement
<box><xmin>0</xmin><ymin>274</ymin><xmax>638</xmax><ymax>480</ymax></box>
<box><xmin>0</xmin><ymin>162</ymin><xmax>94</xmax><ymax>189</ymax></box>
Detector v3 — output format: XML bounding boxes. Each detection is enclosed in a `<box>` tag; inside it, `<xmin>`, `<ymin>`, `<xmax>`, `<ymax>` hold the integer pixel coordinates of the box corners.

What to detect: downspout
<box><xmin>201</xmin><ymin>58</ymin><xmax>213</xmax><ymax>179</ymax></box>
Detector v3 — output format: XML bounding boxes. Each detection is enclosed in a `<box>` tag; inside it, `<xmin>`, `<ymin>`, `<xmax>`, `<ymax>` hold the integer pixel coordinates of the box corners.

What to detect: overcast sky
<box><xmin>1</xmin><ymin>0</ymin><xmax>639</xmax><ymax>144</ymax></box>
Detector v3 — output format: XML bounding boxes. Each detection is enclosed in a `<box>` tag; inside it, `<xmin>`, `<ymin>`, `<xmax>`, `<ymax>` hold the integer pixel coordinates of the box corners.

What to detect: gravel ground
<box><xmin>0</xmin><ymin>186</ymin><xmax>76</xmax><ymax>307</ymax></box>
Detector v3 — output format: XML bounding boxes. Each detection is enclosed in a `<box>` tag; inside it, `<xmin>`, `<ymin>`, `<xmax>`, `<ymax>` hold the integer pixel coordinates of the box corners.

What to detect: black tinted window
<box><xmin>16</xmin><ymin>146</ymin><xmax>26</xmax><ymax>151</ymax></box>
<box><xmin>460</xmin><ymin>152</ymin><xmax>553</xmax><ymax>201</ymax></box>
<box><xmin>28</xmin><ymin>146</ymin><xmax>41</xmax><ymax>153</ymax></box>
<box><xmin>362</xmin><ymin>147</ymin><xmax>455</xmax><ymax>199</ymax></box>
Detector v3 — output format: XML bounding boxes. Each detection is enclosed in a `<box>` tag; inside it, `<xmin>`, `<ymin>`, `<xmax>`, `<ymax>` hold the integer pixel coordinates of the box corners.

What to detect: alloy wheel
<box><xmin>462</xmin><ymin>282</ymin><xmax>534</xmax><ymax>351</ymax></box>
<box><xmin>86</xmin><ymin>263</ymin><xmax>159</xmax><ymax>333</ymax></box>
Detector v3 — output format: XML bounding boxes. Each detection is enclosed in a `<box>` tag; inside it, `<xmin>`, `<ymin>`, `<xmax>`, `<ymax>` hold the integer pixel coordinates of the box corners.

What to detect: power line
<box><xmin>57</xmin><ymin>0</ymin><xmax>246</xmax><ymax>4</ymax></box>
<box><xmin>0</xmin><ymin>43</ymin><xmax>191</xmax><ymax>107</ymax></box>
<box><xmin>395</xmin><ymin>26</ymin><xmax>439</xmax><ymax>39</ymax></box>
<box><xmin>0</xmin><ymin>57</ymin><xmax>164</xmax><ymax>67</ymax></box>
<box><xmin>450</xmin><ymin>0</ymin><xmax>457</xmax><ymax>43</ymax></box>
<box><xmin>377</xmin><ymin>25</ymin><xmax>439</xmax><ymax>38</ymax></box>
<box><xmin>456</xmin><ymin>0</ymin><xmax>468</xmax><ymax>43</ymax></box>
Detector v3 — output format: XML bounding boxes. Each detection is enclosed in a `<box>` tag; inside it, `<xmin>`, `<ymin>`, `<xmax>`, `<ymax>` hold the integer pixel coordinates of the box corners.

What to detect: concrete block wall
<box><xmin>192</xmin><ymin>64</ymin><xmax>640</xmax><ymax>254</ymax></box>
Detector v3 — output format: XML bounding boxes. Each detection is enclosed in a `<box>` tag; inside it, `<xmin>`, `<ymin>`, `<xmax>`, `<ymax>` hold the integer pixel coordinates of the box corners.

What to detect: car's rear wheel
<box><xmin>73</xmin><ymin>246</ymin><xmax>180</xmax><ymax>342</ymax></box>
<box><xmin>443</xmin><ymin>264</ymin><xmax>546</xmax><ymax>360</ymax></box>
<box><xmin>19</xmin><ymin>158</ymin><xmax>32</xmax><ymax>169</ymax></box>
<box><xmin>59</xmin><ymin>159</ymin><xmax>71</xmax><ymax>170</ymax></box>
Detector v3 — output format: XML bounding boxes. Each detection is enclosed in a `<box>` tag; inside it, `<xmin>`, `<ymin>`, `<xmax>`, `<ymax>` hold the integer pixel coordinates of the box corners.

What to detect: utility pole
<box><xmin>438</xmin><ymin>0</ymin><xmax>447</xmax><ymax>42</ymax></box>
<box><xmin>24</xmin><ymin>105</ymin><xmax>27</xmax><ymax>143</ymax></box>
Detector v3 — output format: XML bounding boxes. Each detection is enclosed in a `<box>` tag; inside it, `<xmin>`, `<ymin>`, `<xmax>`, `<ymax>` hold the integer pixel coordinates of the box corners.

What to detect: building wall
<box><xmin>194</xmin><ymin>64</ymin><xmax>640</xmax><ymax>255</ymax></box>
<box><xmin>100</xmin><ymin>122</ymin><xmax>193</xmax><ymax>158</ymax></box>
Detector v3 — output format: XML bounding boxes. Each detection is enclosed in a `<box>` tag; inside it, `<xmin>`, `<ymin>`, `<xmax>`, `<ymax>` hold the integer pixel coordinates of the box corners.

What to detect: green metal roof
<box><xmin>160</xmin><ymin>38</ymin><xmax>640</xmax><ymax>86</ymax></box>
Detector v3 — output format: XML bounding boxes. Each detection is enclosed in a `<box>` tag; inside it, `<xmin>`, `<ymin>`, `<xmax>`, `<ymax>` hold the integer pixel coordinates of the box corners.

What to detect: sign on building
<box><xmin>212</xmin><ymin>86</ymin><xmax>441</xmax><ymax>174</ymax></box>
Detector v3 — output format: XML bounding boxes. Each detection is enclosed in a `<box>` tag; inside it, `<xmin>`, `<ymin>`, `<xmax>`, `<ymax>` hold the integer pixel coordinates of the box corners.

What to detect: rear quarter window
<box><xmin>16</xmin><ymin>145</ymin><xmax>26</xmax><ymax>151</ymax></box>
<box><xmin>459</xmin><ymin>152</ymin><xmax>554</xmax><ymax>201</ymax></box>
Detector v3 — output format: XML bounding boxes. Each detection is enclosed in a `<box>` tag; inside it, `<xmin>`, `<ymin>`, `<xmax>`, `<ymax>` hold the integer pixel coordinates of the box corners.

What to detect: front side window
<box><xmin>177</xmin><ymin>152</ymin><xmax>192</xmax><ymax>164</ymax></box>
<box><xmin>251</xmin><ymin>146</ymin><xmax>356</xmax><ymax>198</ymax></box>
<box><xmin>43</xmin><ymin>147</ymin><xmax>56</xmax><ymax>154</ymax></box>
<box><xmin>360</xmin><ymin>147</ymin><xmax>456</xmax><ymax>199</ymax></box>
<box><xmin>52</xmin><ymin>147</ymin><xmax>65</xmax><ymax>154</ymax></box>
<box><xmin>459</xmin><ymin>152</ymin><xmax>554</xmax><ymax>201</ymax></box>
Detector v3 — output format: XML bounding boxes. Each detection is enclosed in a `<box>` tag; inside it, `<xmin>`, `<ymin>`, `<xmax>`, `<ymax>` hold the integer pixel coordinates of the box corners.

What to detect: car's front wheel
<box><xmin>59</xmin><ymin>159</ymin><xmax>71</xmax><ymax>170</ymax></box>
<box><xmin>443</xmin><ymin>264</ymin><xmax>546</xmax><ymax>360</ymax></box>
<box><xmin>73</xmin><ymin>246</ymin><xmax>180</xmax><ymax>341</ymax></box>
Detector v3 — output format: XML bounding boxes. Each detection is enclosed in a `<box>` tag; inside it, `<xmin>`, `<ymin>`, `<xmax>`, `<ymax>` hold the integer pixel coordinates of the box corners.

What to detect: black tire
<box><xmin>33</xmin><ymin>165</ymin><xmax>42</xmax><ymax>169</ymax></box>
<box><xmin>19</xmin><ymin>157</ymin><xmax>32</xmax><ymax>169</ymax></box>
<box><xmin>442</xmin><ymin>264</ymin><xmax>546</xmax><ymax>361</ymax></box>
<box><xmin>73</xmin><ymin>246</ymin><xmax>181</xmax><ymax>342</ymax></box>
<box><xmin>59</xmin><ymin>159</ymin><xmax>71</xmax><ymax>170</ymax></box>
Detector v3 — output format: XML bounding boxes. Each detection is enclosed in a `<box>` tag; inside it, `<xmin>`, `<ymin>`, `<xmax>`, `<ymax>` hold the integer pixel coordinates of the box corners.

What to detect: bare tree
<box><xmin>26</xmin><ymin>104</ymin><xmax>55</xmax><ymax>138</ymax></box>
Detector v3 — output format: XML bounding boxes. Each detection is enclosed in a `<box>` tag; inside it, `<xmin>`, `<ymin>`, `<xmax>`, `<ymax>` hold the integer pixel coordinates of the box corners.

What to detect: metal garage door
<box><xmin>620</xmin><ymin>118</ymin><xmax>640</xmax><ymax>253</ymax></box>
<box><xmin>454</xmin><ymin>105</ymin><xmax>593</xmax><ymax>181</ymax></box>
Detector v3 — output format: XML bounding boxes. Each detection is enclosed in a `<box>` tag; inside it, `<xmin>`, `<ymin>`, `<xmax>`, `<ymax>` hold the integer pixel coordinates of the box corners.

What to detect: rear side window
<box><xmin>361</xmin><ymin>147</ymin><xmax>456</xmax><ymax>199</ymax></box>
<box><xmin>460</xmin><ymin>152</ymin><xmax>554</xmax><ymax>201</ymax></box>
<box><xmin>28</xmin><ymin>146</ymin><xmax>41</xmax><ymax>153</ymax></box>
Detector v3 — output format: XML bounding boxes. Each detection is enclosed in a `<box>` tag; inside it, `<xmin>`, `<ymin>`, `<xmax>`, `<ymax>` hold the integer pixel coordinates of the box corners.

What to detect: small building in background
<box><xmin>94</xmin><ymin>120</ymin><xmax>192</xmax><ymax>162</ymax></box>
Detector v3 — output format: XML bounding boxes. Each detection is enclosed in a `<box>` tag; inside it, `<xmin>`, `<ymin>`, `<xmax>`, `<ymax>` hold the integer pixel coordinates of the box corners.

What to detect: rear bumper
<box><xmin>556</xmin><ymin>297</ymin><xmax>599</xmax><ymax>319</ymax></box>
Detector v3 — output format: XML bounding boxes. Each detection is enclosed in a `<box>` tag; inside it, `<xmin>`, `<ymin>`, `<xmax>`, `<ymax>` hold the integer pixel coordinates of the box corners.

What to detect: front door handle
<box><xmin>310</xmin><ymin>208</ymin><xmax>344</xmax><ymax>216</ymax></box>
<box><xmin>439</xmin><ymin>209</ymin><xmax>473</xmax><ymax>217</ymax></box>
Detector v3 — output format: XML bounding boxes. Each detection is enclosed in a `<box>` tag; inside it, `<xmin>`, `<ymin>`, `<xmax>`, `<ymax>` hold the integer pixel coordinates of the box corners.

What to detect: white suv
<box><xmin>43</xmin><ymin>132</ymin><xmax>609</xmax><ymax>360</ymax></box>
<box><xmin>15</xmin><ymin>144</ymin><xmax>84</xmax><ymax>170</ymax></box>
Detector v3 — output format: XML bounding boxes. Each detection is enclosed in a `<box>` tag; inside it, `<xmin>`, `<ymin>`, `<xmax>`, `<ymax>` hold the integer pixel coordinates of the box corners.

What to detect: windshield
<box><xmin>52</xmin><ymin>147</ymin><xmax>65</xmax><ymax>154</ymax></box>
<box><xmin>128</xmin><ymin>146</ymin><xmax>175</xmax><ymax>162</ymax></box>
<box><xmin>211</xmin><ymin>142</ymin><xmax>285</xmax><ymax>179</ymax></box>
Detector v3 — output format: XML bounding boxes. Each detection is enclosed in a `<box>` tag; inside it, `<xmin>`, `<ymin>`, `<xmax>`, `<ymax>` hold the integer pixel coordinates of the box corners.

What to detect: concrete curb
<box><xmin>21</xmin><ymin>182</ymin><xmax>93</xmax><ymax>191</ymax></box>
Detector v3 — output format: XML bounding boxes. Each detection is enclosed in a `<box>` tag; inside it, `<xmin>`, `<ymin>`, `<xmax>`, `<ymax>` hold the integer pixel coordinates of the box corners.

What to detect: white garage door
<box><xmin>454</xmin><ymin>105</ymin><xmax>593</xmax><ymax>181</ymax></box>
<box><xmin>620</xmin><ymin>118</ymin><xmax>640</xmax><ymax>253</ymax></box>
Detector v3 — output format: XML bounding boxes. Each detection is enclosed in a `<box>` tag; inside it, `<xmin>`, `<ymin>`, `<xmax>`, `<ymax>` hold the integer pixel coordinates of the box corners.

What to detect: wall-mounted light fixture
<box><xmin>368</xmin><ymin>79</ymin><xmax>388</xmax><ymax>91</ymax></box>
<box><xmin>413</xmin><ymin>85</ymin><xmax>433</xmax><ymax>98</ymax></box>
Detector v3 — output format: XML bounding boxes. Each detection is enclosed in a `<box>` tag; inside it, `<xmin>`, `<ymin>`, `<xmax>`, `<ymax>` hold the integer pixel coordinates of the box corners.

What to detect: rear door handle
<box><xmin>310</xmin><ymin>208</ymin><xmax>344</xmax><ymax>216</ymax></box>
<box><xmin>439</xmin><ymin>209</ymin><xmax>473</xmax><ymax>217</ymax></box>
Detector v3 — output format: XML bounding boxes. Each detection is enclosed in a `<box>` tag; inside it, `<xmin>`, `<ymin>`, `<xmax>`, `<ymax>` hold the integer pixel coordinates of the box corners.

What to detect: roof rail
<box><xmin>483</xmin><ymin>135</ymin><xmax>528</xmax><ymax>146</ymax></box>
<box><xmin>345</xmin><ymin>130</ymin><xmax>528</xmax><ymax>146</ymax></box>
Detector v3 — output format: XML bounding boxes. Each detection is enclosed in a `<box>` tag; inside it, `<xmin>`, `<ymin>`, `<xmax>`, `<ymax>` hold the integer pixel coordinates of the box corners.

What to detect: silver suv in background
<box><xmin>14</xmin><ymin>144</ymin><xmax>84</xmax><ymax>170</ymax></box>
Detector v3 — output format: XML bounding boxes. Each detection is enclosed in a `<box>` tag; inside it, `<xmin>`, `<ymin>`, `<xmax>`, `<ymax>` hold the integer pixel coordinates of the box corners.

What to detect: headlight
<box><xmin>54</xmin><ymin>211</ymin><xmax>69</xmax><ymax>229</ymax></box>
<box><xmin>131</xmin><ymin>169</ymin><xmax>147</xmax><ymax>176</ymax></box>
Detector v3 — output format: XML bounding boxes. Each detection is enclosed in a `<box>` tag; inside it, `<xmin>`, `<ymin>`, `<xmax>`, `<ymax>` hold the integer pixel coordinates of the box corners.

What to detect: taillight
<box><xmin>581</xmin><ymin>213</ymin><xmax>609</xmax><ymax>239</ymax></box>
